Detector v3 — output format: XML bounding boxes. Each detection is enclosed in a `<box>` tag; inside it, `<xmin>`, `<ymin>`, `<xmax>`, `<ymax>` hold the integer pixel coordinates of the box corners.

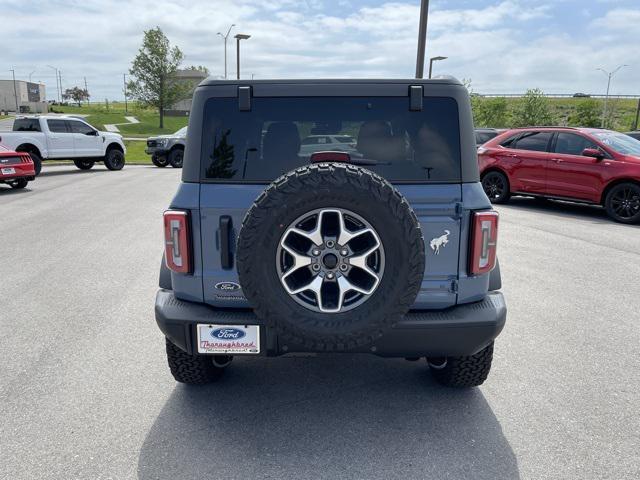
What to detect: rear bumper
<box><xmin>0</xmin><ymin>163</ymin><xmax>35</xmax><ymax>181</ymax></box>
<box><xmin>155</xmin><ymin>289</ymin><xmax>506</xmax><ymax>357</ymax></box>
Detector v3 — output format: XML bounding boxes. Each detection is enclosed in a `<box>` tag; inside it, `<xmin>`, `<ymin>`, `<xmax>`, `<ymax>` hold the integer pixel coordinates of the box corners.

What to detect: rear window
<box><xmin>201</xmin><ymin>96</ymin><xmax>461</xmax><ymax>183</ymax></box>
<box><xmin>513</xmin><ymin>131</ymin><xmax>552</xmax><ymax>152</ymax></box>
<box><xmin>12</xmin><ymin>118</ymin><xmax>41</xmax><ymax>132</ymax></box>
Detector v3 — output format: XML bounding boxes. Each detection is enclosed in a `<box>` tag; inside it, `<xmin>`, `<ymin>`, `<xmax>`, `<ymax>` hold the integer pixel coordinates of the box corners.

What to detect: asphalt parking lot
<box><xmin>1</xmin><ymin>165</ymin><xmax>638</xmax><ymax>480</ymax></box>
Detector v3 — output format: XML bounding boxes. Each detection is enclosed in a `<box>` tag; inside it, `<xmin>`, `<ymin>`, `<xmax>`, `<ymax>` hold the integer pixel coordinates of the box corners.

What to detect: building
<box><xmin>165</xmin><ymin>69</ymin><xmax>208</xmax><ymax>116</ymax></box>
<box><xmin>0</xmin><ymin>79</ymin><xmax>48</xmax><ymax>114</ymax></box>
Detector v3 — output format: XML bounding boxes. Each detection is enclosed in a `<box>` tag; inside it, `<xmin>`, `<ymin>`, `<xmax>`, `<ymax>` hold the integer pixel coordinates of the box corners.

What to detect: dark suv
<box><xmin>155</xmin><ymin>79</ymin><xmax>506</xmax><ymax>388</ymax></box>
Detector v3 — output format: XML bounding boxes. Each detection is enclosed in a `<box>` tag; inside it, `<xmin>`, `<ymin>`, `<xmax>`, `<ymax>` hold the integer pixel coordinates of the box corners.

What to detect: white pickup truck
<box><xmin>0</xmin><ymin>115</ymin><xmax>126</xmax><ymax>175</ymax></box>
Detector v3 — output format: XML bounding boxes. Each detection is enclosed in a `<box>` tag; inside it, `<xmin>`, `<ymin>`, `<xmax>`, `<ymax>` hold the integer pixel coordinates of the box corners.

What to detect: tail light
<box><xmin>163</xmin><ymin>210</ymin><xmax>192</xmax><ymax>274</ymax></box>
<box><xmin>469</xmin><ymin>210</ymin><xmax>499</xmax><ymax>275</ymax></box>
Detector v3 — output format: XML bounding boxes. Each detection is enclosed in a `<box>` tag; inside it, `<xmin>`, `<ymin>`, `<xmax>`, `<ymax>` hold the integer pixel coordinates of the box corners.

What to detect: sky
<box><xmin>2</xmin><ymin>0</ymin><xmax>639</xmax><ymax>101</ymax></box>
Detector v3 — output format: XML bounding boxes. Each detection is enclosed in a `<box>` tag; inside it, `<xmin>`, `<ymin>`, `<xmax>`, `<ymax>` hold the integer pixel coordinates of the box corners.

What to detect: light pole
<box><xmin>234</xmin><ymin>33</ymin><xmax>251</xmax><ymax>80</ymax></box>
<box><xmin>46</xmin><ymin>65</ymin><xmax>60</xmax><ymax>102</ymax></box>
<box><xmin>428</xmin><ymin>56</ymin><xmax>448</xmax><ymax>79</ymax></box>
<box><xmin>123</xmin><ymin>73</ymin><xmax>128</xmax><ymax>113</ymax></box>
<box><xmin>217</xmin><ymin>24</ymin><xmax>236</xmax><ymax>79</ymax></box>
<box><xmin>597</xmin><ymin>64</ymin><xmax>628</xmax><ymax>127</ymax></box>
<box><xmin>28</xmin><ymin>71</ymin><xmax>35</xmax><ymax>83</ymax></box>
<box><xmin>415</xmin><ymin>0</ymin><xmax>430</xmax><ymax>78</ymax></box>
<box><xmin>10</xmin><ymin>69</ymin><xmax>19</xmax><ymax>113</ymax></box>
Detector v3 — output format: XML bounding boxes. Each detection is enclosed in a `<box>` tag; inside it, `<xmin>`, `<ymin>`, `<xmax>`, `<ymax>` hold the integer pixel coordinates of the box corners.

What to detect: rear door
<box><xmin>45</xmin><ymin>119</ymin><xmax>75</xmax><ymax>158</ymax></box>
<box><xmin>68</xmin><ymin>119</ymin><xmax>101</xmax><ymax>157</ymax></box>
<box><xmin>496</xmin><ymin>131</ymin><xmax>552</xmax><ymax>194</ymax></box>
<box><xmin>546</xmin><ymin>132</ymin><xmax>606</xmax><ymax>201</ymax></box>
<box><xmin>197</xmin><ymin>85</ymin><xmax>464</xmax><ymax>311</ymax></box>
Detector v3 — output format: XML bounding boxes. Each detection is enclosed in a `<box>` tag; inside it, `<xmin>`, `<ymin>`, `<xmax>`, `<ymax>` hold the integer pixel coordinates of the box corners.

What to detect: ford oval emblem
<box><xmin>211</xmin><ymin>328</ymin><xmax>246</xmax><ymax>340</ymax></box>
<box><xmin>215</xmin><ymin>282</ymin><xmax>241</xmax><ymax>291</ymax></box>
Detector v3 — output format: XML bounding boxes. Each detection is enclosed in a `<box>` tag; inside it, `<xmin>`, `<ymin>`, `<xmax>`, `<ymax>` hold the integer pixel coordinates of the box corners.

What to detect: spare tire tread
<box><xmin>237</xmin><ymin>163</ymin><xmax>425</xmax><ymax>351</ymax></box>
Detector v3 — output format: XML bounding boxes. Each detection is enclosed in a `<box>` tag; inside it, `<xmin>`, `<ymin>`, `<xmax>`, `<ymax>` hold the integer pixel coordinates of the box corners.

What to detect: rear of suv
<box><xmin>155</xmin><ymin>79</ymin><xmax>506</xmax><ymax>388</ymax></box>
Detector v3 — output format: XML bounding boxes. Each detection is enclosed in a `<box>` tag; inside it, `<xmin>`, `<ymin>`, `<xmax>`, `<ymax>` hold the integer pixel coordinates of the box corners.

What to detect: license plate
<box><xmin>196</xmin><ymin>324</ymin><xmax>260</xmax><ymax>354</ymax></box>
<box><xmin>1</xmin><ymin>168</ymin><xmax>16</xmax><ymax>175</ymax></box>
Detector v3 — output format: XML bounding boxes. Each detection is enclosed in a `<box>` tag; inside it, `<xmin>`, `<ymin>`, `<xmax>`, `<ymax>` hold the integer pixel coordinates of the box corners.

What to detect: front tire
<box><xmin>152</xmin><ymin>155</ymin><xmax>169</xmax><ymax>168</ymax></box>
<box><xmin>427</xmin><ymin>342</ymin><xmax>494</xmax><ymax>388</ymax></box>
<box><xmin>73</xmin><ymin>159</ymin><xmax>95</xmax><ymax>170</ymax></box>
<box><xmin>482</xmin><ymin>171</ymin><xmax>511</xmax><ymax>204</ymax></box>
<box><xmin>604</xmin><ymin>182</ymin><xmax>640</xmax><ymax>224</ymax></box>
<box><xmin>8</xmin><ymin>178</ymin><xmax>28</xmax><ymax>189</ymax></box>
<box><xmin>165</xmin><ymin>338</ymin><xmax>230</xmax><ymax>384</ymax></box>
<box><xmin>104</xmin><ymin>148</ymin><xmax>125</xmax><ymax>171</ymax></box>
<box><xmin>168</xmin><ymin>148</ymin><xmax>184</xmax><ymax>168</ymax></box>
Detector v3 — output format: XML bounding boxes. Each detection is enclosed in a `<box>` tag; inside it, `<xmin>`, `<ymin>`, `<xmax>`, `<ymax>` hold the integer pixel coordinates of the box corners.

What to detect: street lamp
<box><xmin>234</xmin><ymin>33</ymin><xmax>251</xmax><ymax>80</ymax></box>
<box><xmin>46</xmin><ymin>65</ymin><xmax>61</xmax><ymax>103</ymax></box>
<box><xmin>217</xmin><ymin>24</ymin><xmax>236</xmax><ymax>79</ymax></box>
<box><xmin>597</xmin><ymin>64</ymin><xmax>628</xmax><ymax>127</ymax></box>
<box><xmin>428</xmin><ymin>56</ymin><xmax>447</xmax><ymax>79</ymax></box>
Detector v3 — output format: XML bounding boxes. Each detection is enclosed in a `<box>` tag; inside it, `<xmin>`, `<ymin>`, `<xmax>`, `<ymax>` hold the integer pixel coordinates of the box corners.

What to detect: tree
<box><xmin>474</xmin><ymin>97</ymin><xmax>509</xmax><ymax>128</ymax></box>
<box><xmin>186</xmin><ymin>65</ymin><xmax>210</xmax><ymax>75</ymax></box>
<box><xmin>511</xmin><ymin>88</ymin><xmax>554</xmax><ymax>127</ymax></box>
<box><xmin>62</xmin><ymin>87</ymin><xmax>90</xmax><ymax>107</ymax></box>
<box><xmin>569</xmin><ymin>99</ymin><xmax>600</xmax><ymax>127</ymax></box>
<box><xmin>127</xmin><ymin>27</ymin><xmax>188</xmax><ymax>128</ymax></box>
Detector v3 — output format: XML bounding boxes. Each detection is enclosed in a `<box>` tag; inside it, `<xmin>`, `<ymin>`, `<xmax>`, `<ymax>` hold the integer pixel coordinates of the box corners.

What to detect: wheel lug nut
<box><xmin>339</xmin><ymin>264</ymin><xmax>348</xmax><ymax>272</ymax></box>
<box><xmin>312</xmin><ymin>249</ymin><xmax>321</xmax><ymax>256</ymax></box>
<box><xmin>312</xmin><ymin>264</ymin><xmax>321</xmax><ymax>271</ymax></box>
<box><xmin>340</xmin><ymin>249</ymin><xmax>348</xmax><ymax>256</ymax></box>
<box><xmin>326</xmin><ymin>240</ymin><xmax>335</xmax><ymax>248</ymax></box>
<box><xmin>326</xmin><ymin>272</ymin><xmax>335</xmax><ymax>279</ymax></box>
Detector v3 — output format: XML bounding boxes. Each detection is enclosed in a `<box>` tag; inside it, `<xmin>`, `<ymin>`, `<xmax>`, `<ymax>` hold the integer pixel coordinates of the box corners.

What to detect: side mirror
<box><xmin>86</xmin><ymin>130</ymin><xmax>98</xmax><ymax>136</ymax></box>
<box><xmin>582</xmin><ymin>148</ymin><xmax>604</xmax><ymax>160</ymax></box>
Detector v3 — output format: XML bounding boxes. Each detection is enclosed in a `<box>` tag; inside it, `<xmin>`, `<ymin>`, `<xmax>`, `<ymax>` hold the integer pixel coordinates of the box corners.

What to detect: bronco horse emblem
<box><xmin>430</xmin><ymin>230</ymin><xmax>450</xmax><ymax>255</ymax></box>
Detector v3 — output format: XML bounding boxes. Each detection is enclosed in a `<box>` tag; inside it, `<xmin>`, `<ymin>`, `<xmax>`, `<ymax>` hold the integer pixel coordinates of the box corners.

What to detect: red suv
<box><xmin>478</xmin><ymin>127</ymin><xmax>640</xmax><ymax>223</ymax></box>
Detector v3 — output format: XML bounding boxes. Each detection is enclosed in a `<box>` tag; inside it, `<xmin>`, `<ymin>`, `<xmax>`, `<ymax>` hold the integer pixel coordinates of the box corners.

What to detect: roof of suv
<box><xmin>199</xmin><ymin>77</ymin><xmax>463</xmax><ymax>87</ymax></box>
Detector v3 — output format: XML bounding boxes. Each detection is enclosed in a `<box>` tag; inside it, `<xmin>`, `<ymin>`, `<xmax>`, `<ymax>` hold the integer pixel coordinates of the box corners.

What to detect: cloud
<box><xmin>0</xmin><ymin>0</ymin><xmax>638</xmax><ymax>99</ymax></box>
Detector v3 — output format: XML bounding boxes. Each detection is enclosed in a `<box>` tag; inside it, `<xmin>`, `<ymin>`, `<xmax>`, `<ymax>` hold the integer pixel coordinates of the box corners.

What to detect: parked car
<box><xmin>145</xmin><ymin>126</ymin><xmax>186</xmax><ymax>168</ymax></box>
<box><xmin>478</xmin><ymin>127</ymin><xmax>640</xmax><ymax>223</ymax></box>
<box><xmin>625</xmin><ymin>131</ymin><xmax>640</xmax><ymax>141</ymax></box>
<box><xmin>299</xmin><ymin>134</ymin><xmax>357</xmax><ymax>156</ymax></box>
<box><xmin>155</xmin><ymin>78</ymin><xmax>506</xmax><ymax>388</ymax></box>
<box><xmin>0</xmin><ymin>115</ymin><xmax>126</xmax><ymax>175</ymax></box>
<box><xmin>475</xmin><ymin>128</ymin><xmax>499</xmax><ymax>147</ymax></box>
<box><xmin>0</xmin><ymin>144</ymin><xmax>35</xmax><ymax>189</ymax></box>
<box><xmin>572</xmin><ymin>93</ymin><xmax>591</xmax><ymax>98</ymax></box>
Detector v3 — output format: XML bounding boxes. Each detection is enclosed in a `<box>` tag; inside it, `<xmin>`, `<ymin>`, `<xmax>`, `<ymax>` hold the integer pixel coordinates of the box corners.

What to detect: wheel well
<box><xmin>16</xmin><ymin>143</ymin><xmax>41</xmax><ymax>158</ymax></box>
<box><xmin>480</xmin><ymin>167</ymin><xmax>509</xmax><ymax>181</ymax></box>
<box><xmin>170</xmin><ymin>144</ymin><xmax>184</xmax><ymax>152</ymax></box>
<box><xmin>106</xmin><ymin>143</ymin><xmax>124</xmax><ymax>153</ymax></box>
<box><xmin>600</xmin><ymin>179</ymin><xmax>640</xmax><ymax>205</ymax></box>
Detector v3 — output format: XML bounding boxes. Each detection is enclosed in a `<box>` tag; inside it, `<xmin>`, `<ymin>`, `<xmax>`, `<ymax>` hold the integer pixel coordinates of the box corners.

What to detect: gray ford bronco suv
<box><xmin>155</xmin><ymin>78</ymin><xmax>506</xmax><ymax>388</ymax></box>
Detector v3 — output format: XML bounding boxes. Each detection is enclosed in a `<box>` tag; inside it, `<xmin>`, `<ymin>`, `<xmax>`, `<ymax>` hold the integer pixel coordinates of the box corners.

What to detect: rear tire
<box><xmin>28</xmin><ymin>151</ymin><xmax>42</xmax><ymax>176</ymax></box>
<box><xmin>104</xmin><ymin>148</ymin><xmax>125</xmax><ymax>171</ymax></box>
<box><xmin>427</xmin><ymin>342</ymin><xmax>494</xmax><ymax>388</ymax></box>
<box><xmin>604</xmin><ymin>182</ymin><xmax>640</xmax><ymax>224</ymax></box>
<box><xmin>165</xmin><ymin>338</ymin><xmax>230</xmax><ymax>384</ymax></box>
<box><xmin>482</xmin><ymin>171</ymin><xmax>511</xmax><ymax>204</ymax></box>
<box><xmin>73</xmin><ymin>159</ymin><xmax>95</xmax><ymax>170</ymax></box>
<box><xmin>8</xmin><ymin>178</ymin><xmax>28</xmax><ymax>189</ymax></box>
<box><xmin>168</xmin><ymin>148</ymin><xmax>184</xmax><ymax>168</ymax></box>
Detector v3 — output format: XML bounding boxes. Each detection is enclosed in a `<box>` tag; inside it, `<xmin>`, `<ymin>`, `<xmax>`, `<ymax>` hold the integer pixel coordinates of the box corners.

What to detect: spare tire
<box><xmin>237</xmin><ymin>163</ymin><xmax>425</xmax><ymax>351</ymax></box>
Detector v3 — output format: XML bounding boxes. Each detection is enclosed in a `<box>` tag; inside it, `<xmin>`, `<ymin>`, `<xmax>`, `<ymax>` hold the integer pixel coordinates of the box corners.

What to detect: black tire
<box><xmin>237</xmin><ymin>163</ymin><xmax>425</xmax><ymax>351</ymax></box>
<box><xmin>604</xmin><ymin>182</ymin><xmax>640</xmax><ymax>224</ymax></box>
<box><xmin>165</xmin><ymin>338</ymin><xmax>230</xmax><ymax>384</ymax></box>
<box><xmin>152</xmin><ymin>156</ymin><xmax>169</xmax><ymax>168</ymax></box>
<box><xmin>482</xmin><ymin>171</ymin><xmax>511</xmax><ymax>204</ymax></box>
<box><xmin>28</xmin><ymin>151</ymin><xmax>42</xmax><ymax>176</ymax></box>
<box><xmin>168</xmin><ymin>148</ymin><xmax>184</xmax><ymax>168</ymax></box>
<box><xmin>427</xmin><ymin>342</ymin><xmax>494</xmax><ymax>388</ymax></box>
<box><xmin>104</xmin><ymin>148</ymin><xmax>125</xmax><ymax>171</ymax></box>
<box><xmin>73</xmin><ymin>159</ymin><xmax>95</xmax><ymax>170</ymax></box>
<box><xmin>8</xmin><ymin>178</ymin><xmax>28</xmax><ymax>189</ymax></box>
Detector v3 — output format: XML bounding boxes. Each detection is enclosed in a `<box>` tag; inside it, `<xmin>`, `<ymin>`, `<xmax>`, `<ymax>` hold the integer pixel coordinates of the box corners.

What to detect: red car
<box><xmin>0</xmin><ymin>144</ymin><xmax>35</xmax><ymax>190</ymax></box>
<box><xmin>478</xmin><ymin>127</ymin><xmax>640</xmax><ymax>224</ymax></box>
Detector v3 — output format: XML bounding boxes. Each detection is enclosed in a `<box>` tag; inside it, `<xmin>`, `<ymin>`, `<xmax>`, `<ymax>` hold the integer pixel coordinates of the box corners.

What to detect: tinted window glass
<box><xmin>47</xmin><ymin>119</ymin><xmax>68</xmax><ymax>133</ymax></box>
<box><xmin>514</xmin><ymin>132</ymin><xmax>552</xmax><ymax>152</ymax></box>
<box><xmin>500</xmin><ymin>135</ymin><xmax>518</xmax><ymax>148</ymax></box>
<box><xmin>69</xmin><ymin>121</ymin><xmax>95</xmax><ymax>135</ymax></box>
<box><xmin>336</xmin><ymin>136</ymin><xmax>355</xmax><ymax>143</ymax></box>
<box><xmin>201</xmin><ymin>97</ymin><xmax>461</xmax><ymax>182</ymax></box>
<box><xmin>554</xmin><ymin>133</ymin><xmax>597</xmax><ymax>156</ymax></box>
<box><xmin>593</xmin><ymin>131</ymin><xmax>640</xmax><ymax>156</ymax></box>
<box><xmin>12</xmin><ymin>118</ymin><xmax>41</xmax><ymax>132</ymax></box>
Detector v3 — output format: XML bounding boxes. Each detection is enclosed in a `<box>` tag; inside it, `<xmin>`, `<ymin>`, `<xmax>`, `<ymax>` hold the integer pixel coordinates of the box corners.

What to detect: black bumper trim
<box><xmin>155</xmin><ymin>289</ymin><xmax>506</xmax><ymax>357</ymax></box>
